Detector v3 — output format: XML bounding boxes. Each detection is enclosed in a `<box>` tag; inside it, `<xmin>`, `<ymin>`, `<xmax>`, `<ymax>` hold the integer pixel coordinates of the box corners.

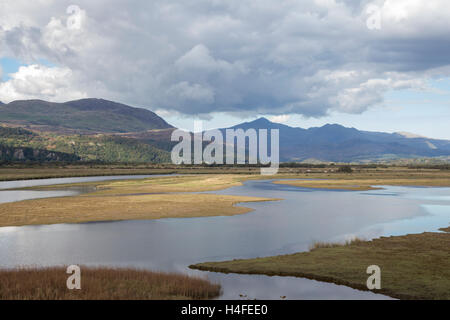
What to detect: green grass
<box><xmin>191</xmin><ymin>229</ymin><xmax>450</xmax><ymax>300</ymax></box>
<box><xmin>308</xmin><ymin>237</ymin><xmax>366</xmax><ymax>251</ymax></box>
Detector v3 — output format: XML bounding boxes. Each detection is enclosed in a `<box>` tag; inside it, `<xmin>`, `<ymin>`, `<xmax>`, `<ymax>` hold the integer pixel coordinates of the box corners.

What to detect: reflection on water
<box><xmin>0</xmin><ymin>190</ymin><xmax>80</xmax><ymax>204</ymax></box>
<box><xmin>0</xmin><ymin>174</ymin><xmax>173</xmax><ymax>190</ymax></box>
<box><xmin>0</xmin><ymin>174</ymin><xmax>175</xmax><ymax>205</ymax></box>
<box><xmin>0</xmin><ymin>177</ymin><xmax>449</xmax><ymax>300</ymax></box>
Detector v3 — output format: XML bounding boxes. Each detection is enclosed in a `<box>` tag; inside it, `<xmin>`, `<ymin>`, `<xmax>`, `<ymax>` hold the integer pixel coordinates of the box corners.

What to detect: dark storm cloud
<box><xmin>0</xmin><ymin>0</ymin><xmax>449</xmax><ymax>117</ymax></box>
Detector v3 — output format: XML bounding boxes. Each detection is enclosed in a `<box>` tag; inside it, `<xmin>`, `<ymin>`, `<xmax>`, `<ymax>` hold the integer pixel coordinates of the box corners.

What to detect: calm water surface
<box><xmin>0</xmin><ymin>176</ymin><xmax>449</xmax><ymax>300</ymax></box>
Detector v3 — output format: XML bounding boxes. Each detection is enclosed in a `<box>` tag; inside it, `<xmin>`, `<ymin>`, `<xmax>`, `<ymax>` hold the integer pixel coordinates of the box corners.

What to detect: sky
<box><xmin>0</xmin><ymin>0</ymin><xmax>450</xmax><ymax>139</ymax></box>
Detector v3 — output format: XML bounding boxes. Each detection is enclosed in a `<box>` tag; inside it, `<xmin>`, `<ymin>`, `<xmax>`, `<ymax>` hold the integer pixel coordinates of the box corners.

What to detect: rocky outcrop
<box><xmin>0</xmin><ymin>145</ymin><xmax>80</xmax><ymax>162</ymax></box>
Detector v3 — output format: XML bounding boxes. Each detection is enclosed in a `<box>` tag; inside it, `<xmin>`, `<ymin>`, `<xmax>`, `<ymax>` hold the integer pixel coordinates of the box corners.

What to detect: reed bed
<box><xmin>308</xmin><ymin>237</ymin><xmax>366</xmax><ymax>251</ymax></box>
<box><xmin>0</xmin><ymin>266</ymin><xmax>221</xmax><ymax>300</ymax></box>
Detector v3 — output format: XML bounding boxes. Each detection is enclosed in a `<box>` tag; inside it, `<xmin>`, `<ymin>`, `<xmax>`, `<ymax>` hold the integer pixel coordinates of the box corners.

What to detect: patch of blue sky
<box><xmin>0</xmin><ymin>57</ymin><xmax>56</xmax><ymax>81</ymax></box>
<box><xmin>0</xmin><ymin>57</ymin><xmax>21</xmax><ymax>81</ymax></box>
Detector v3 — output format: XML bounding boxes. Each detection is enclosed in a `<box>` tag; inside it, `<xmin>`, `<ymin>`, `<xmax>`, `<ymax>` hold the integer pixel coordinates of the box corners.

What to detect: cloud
<box><xmin>269</xmin><ymin>115</ymin><xmax>291</xmax><ymax>123</ymax></box>
<box><xmin>0</xmin><ymin>64</ymin><xmax>87</xmax><ymax>102</ymax></box>
<box><xmin>0</xmin><ymin>0</ymin><xmax>450</xmax><ymax>117</ymax></box>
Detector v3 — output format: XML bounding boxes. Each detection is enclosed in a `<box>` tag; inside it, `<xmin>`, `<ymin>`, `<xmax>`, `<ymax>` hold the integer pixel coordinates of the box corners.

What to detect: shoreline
<box><xmin>190</xmin><ymin>227</ymin><xmax>450</xmax><ymax>300</ymax></box>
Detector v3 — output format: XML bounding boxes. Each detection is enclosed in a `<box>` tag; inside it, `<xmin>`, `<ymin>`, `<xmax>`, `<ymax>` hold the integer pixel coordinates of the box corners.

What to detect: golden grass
<box><xmin>26</xmin><ymin>174</ymin><xmax>249</xmax><ymax>194</ymax></box>
<box><xmin>0</xmin><ymin>266</ymin><xmax>221</xmax><ymax>300</ymax></box>
<box><xmin>0</xmin><ymin>174</ymin><xmax>280</xmax><ymax>227</ymax></box>
<box><xmin>91</xmin><ymin>174</ymin><xmax>249</xmax><ymax>195</ymax></box>
<box><xmin>191</xmin><ymin>229</ymin><xmax>450</xmax><ymax>300</ymax></box>
<box><xmin>274</xmin><ymin>177</ymin><xmax>450</xmax><ymax>190</ymax></box>
<box><xmin>0</xmin><ymin>193</ymin><xmax>275</xmax><ymax>227</ymax></box>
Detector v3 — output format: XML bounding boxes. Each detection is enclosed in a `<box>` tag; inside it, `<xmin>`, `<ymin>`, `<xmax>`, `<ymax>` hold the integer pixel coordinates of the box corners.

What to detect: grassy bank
<box><xmin>274</xmin><ymin>176</ymin><xmax>450</xmax><ymax>190</ymax></box>
<box><xmin>20</xmin><ymin>174</ymin><xmax>249</xmax><ymax>194</ymax></box>
<box><xmin>190</xmin><ymin>228</ymin><xmax>450</xmax><ymax>300</ymax></box>
<box><xmin>0</xmin><ymin>165</ymin><xmax>267</xmax><ymax>181</ymax></box>
<box><xmin>0</xmin><ymin>174</ymin><xmax>280</xmax><ymax>227</ymax></box>
<box><xmin>0</xmin><ymin>266</ymin><xmax>220</xmax><ymax>300</ymax></box>
<box><xmin>1</xmin><ymin>164</ymin><xmax>450</xmax><ymax>183</ymax></box>
<box><xmin>0</xmin><ymin>193</ymin><xmax>274</xmax><ymax>227</ymax></box>
<box><xmin>90</xmin><ymin>174</ymin><xmax>248</xmax><ymax>194</ymax></box>
<box><xmin>0</xmin><ymin>165</ymin><xmax>176</xmax><ymax>181</ymax></box>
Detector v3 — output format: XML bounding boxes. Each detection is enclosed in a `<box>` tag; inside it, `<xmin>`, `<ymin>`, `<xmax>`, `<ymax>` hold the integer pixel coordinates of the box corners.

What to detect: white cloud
<box><xmin>0</xmin><ymin>64</ymin><xmax>87</xmax><ymax>102</ymax></box>
<box><xmin>269</xmin><ymin>115</ymin><xmax>291</xmax><ymax>123</ymax></box>
<box><xmin>175</xmin><ymin>44</ymin><xmax>232</xmax><ymax>73</ymax></box>
<box><xmin>1</xmin><ymin>0</ymin><xmax>450</xmax><ymax>117</ymax></box>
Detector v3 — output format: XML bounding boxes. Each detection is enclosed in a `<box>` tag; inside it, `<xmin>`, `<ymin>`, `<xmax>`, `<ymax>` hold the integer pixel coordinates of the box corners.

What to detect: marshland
<box><xmin>0</xmin><ymin>165</ymin><xmax>449</xmax><ymax>299</ymax></box>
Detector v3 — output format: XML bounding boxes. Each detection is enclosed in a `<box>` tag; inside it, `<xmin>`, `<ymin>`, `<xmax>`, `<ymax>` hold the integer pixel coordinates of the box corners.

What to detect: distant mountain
<box><xmin>0</xmin><ymin>98</ymin><xmax>173</xmax><ymax>133</ymax></box>
<box><xmin>396</xmin><ymin>132</ymin><xmax>428</xmax><ymax>139</ymax></box>
<box><xmin>229</xmin><ymin>118</ymin><xmax>450</xmax><ymax>162</ymax></box>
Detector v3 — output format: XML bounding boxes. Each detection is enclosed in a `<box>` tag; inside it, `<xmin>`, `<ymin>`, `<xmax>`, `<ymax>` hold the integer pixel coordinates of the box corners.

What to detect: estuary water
<box><xmin>0</xmin><ymin>176</ymin><xmax>449</xmax><ymax>300</ymax></box>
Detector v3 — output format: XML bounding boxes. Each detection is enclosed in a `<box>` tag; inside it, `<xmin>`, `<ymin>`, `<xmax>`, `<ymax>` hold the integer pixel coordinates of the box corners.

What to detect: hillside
<box><xmin>0</xmin><ymin>127</ymin><xmax>170</xmax><ymax>163</ymax></box>
<box><xmin>0</xmin><ymin>99</ymin><xmax>173</xmax><ymax>133</ymax></box>
<box><xmin>0</xmin><ymin>144</ymin><xmax>80</xmax><ymax>162</ymax></box>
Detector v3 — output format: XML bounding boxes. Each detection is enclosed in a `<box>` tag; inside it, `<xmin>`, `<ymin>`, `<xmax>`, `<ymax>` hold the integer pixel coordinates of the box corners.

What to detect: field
<box><xmin>274</xmin><ymin>177</ymin><xmax>450</xmax><ymax>190</ymax></box>
<box><xmin>191</xmin><ymin>228</ymin><xmax>450</xmax><ymax>300</ymax></box>
<box><xmin>1</xmin><ymin>163</ymin><xmax>450</xmax><ymax>183</ymax></box>
<box><xmin>0</xmin><ymin>164</ymin><xmax>264</xmax><ymax>181</ymax></box>
<box><xmin>0</xmin><ymin>266</ymin><xmax>220</xmax><ymax>300</ymax></box>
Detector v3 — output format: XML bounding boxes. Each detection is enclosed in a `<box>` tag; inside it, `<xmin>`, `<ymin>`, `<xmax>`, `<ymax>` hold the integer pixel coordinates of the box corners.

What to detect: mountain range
<box><xmin>0</xmin><ymin>98</ymin><xmax>449</xmax><ymax>163</ymax></box>
<box><xmin>230</xmin><ymin>118</ymin><xmax>450</xmax><ymax>162</ymax></box>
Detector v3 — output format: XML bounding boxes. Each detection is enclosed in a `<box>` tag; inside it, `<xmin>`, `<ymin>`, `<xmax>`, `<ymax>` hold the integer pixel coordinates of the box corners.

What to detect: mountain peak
<box><xmin>251</xmin><ymin>117</ymin><xmax>272</xmax><ymax>124</ymax></box>
<box><xmin>231</xmin><ymin>117</ymin><xmax>295</xmax><ymax>131</ymax></box>
<box><xmin>323</xmin><ymin>123</ymin><xmax>344</xmax><ymax>128</ymax></box>
<box><xmin>315</xmin><ymin>123</ymin><xmax>359</xmax><ymax>133</ymax></box>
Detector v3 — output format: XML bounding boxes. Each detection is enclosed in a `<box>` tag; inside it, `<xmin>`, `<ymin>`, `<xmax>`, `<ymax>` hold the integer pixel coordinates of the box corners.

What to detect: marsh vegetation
<box><xmin>191</xmin><ymin>228</ymin><xmax>450</xmax><ymax>300</ymax></box>
<box><xmin>0</xmin><ymin>266</ymin><xmax>221</xmax><ymax>300</ymax></box>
